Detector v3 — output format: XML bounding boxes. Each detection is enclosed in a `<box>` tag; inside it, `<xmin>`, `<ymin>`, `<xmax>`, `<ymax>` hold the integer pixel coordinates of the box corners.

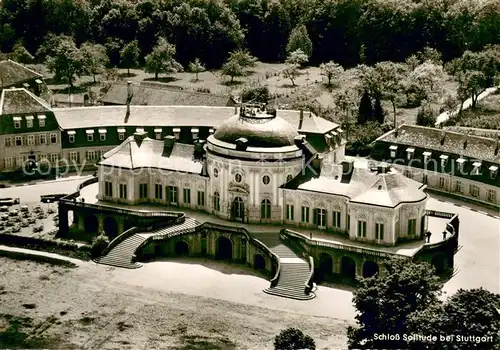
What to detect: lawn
<box><xmin>445</xmin><ymin>89</ymin><xmax>500</xmax><ymax>129</ymax></box>
<box><xmin>32</xmin><ymin>61</ymin><xmax>458</xmax><ymax>127</ymax></box>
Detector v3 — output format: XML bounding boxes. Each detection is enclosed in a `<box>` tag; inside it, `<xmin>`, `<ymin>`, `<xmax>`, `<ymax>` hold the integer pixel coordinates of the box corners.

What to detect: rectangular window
<box><xmin>39</xmin><ymin>134</ymin><xmax>46</xmax><ymax>144</ymax></box>
<box><xmin>39</xmin><ymin>118</ymin><xmax>45</xmax><ymax>127</ymax></box>
<box><xmin>119</xmin><ymin>183</ymin><xmax>127</xmax><ymax>199</ymax></box>
<box><xmin>14</xmin><ymin>120</ymin><xmax>21</xmax><ymax>129</ymax></box>
<box><xmin>301</xmin><ymin>206</ymin><xmax>309</xmax><ymax>223</ymax></box>
<box><xmin>69</xmin><ymin>134</ymin><xmax>75</xmax><ymax>143</ymax></box>
<box><xmin>408</xmin><ymin>219</ymin><xmax>417</xmax><ymax>236</ymax></box>
<box><xmin>26</xmin><ymin>119</ymin><xmax>33</xmax><ymax>128</ymax></box>
<box><xmin>455</xmin><ymin>181</ymin><xmax>463</xmax><ymax>193</ymax></box>
<box><xmin>104</xmin><ymin>181</ymin><xmax>113</xmax><ymax>197</ymax></box>
<box><xmin>86</xmin><ymin>150</ymin><xmax>96</xmax><ymax>161</ymax></box>
<box><xmin>438</xmin><ymin>177</ymin><xmax>445</xmax><ymax>189</ymax></box>
<box><xmin>100</xmin><ymin>134</ymin><xmax>106</xmax><ymax>141</ymax></box>
<box><xmin>357</xmin><ymin>220</ymin><xmax>367</xmax><ymax>237</ymax></box>
<box><xmin>118</xmin><ymin>132</ymin><xmax>125</xmax><ymax>141</ymax></box>
<box><xmin>168</xmin><ymin>186</ymin><xmax>178</xmax><ymax>204</ymax></box>
<box><xmin>286</xmin><ymin>204</ymin><xmax>294</xmax><ymax>220</ymax></box>
<box><xmin>50</xmin><ymin>133</ymin><xmax>57</xmax><ymax>144</ymax></box>
<box><xmin>27</xmin><ymin>135</ymin><xmax>35</xmax><ymax>146</ymax></box>
<box><xmin>332</xmin><ymin>211</ymin><xmax>341</xmax><ymax>228</ymax></box>
<box><xmin>69</xmin><ymin>151</ymin><xmax>78</xmax><ymax>162</ymax></box>
<box><xmin>15</xmin><ymin>156</ymin><xmax>24</xmax><ymax>167</ymax></box>
<box><xmin>4</xmin><ymin>137</ymin><xmax>11</xmax><ymax>147</ymax></box>
<box><xmin>375</xmin><ymin>223</ymin><xmax>384</xmax><ymax>240</ymax></box>
<box><xmin>15</xmin><ymin>136</ymin><xmax>22</xmax><ymax>146</ymax></box>
<box><xmin>5</xmin><ymin>157</ymin><xmax>13</xmax><ymax>168</ymax></box>
<box><xmin>183</xmin><ymin>188</ymin><xmax>191</xmax><ymax>204</ymax></box>
<box><xmin>87</xmin><ymin>134</ymin><xmax>93</xmax><ymax>142</ymax></box>
<box><xmin>139</xmin><ymin>183</ymin><xmax>148</xmax><ymax>199</ymax></box>
<box><xmin>197</xmin><ymin>191</ymin><xmax>205</xmax><ymax>206</ymax></box>
<box><xmin>470</xmin><ymin>184</ymin><xmax>480</xmax><ymax>197</ymax></box>
<box><xmin>487</xmin><ymin>189</ymin><xmax>496</xmax><ymax>203</ymax></box>
<box><xmin>155</xmin><ymin>184</ymin><xmax>163</xmax><ymax>200</ymax></box>
<box><xmin>50</xmin><ymin>153</ymin><xmax>59</xmax><ymax>164</ymax></box>
<box><xmin>315</xmin><ymin>208</ymin><xmax>326</xmax><ymax>227</ymax></box>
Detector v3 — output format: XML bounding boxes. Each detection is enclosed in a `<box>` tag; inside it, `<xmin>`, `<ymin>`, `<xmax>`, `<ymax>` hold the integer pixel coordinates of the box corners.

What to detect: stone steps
<box><xmin>264</xmin><ymin>262</ymin><xmax>315</xmax><ymax>300</ymax></box>
<box><xmin>97</xmin><ymin>234</ymin><xmax>146</xmax><ymax>269</ymax></box>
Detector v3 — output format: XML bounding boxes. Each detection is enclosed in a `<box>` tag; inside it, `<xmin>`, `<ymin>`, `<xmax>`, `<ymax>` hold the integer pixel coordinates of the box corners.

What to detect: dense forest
<box><xmin>1</xmin><ymin>0</ymin><xmax>499</xmax><ymax>68</ymax></box>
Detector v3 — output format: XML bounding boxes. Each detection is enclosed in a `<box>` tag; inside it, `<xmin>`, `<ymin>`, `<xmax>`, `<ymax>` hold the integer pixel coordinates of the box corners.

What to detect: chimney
<box><xmin>342</xmin><ymin>160</ymin><xmax>355</xmax><ymax>176</ymax></box>
<box><xmin>164</xmin><ymin>135</ymin><xmax>175</xmax><ymax>150</ymax></box>
<box><xmin>298</xmin><ymin>109</ymin><xmax>304</xmax><ymax>130</ymax></box>
<box><xmin>133</xmin><ymin>131</ymin><xmax>148</xmax><ymax>144</ymax></box>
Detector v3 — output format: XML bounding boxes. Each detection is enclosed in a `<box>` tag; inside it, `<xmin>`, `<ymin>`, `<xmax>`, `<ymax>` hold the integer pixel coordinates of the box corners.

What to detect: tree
<box><xmin>373</xmin><ymin>96</ymin><xmax>384</xmax><ymax>124</ymax></box>
<box><xmin>188</xmin><ymin>58</ymin><xmax>206</xmax><ymax>82</ymax></box>
<box><xmin>80</xmin><ymin>42</ymin><xmax>109</xmax><ymax>83</ymax></box>
<box><xmin>286</xmin><ymin>24</ymin><xmax>312</xmax><ymax>58</ymax></box>
<box><xmin>45</xmin><ymin>36</ymin><xmax>83</xmax><ymax>87</ymax></box>
<box><xmin>405</xmin><ymin>62</ymin><xmax>445</xmax><ymax>106</ymax></box>
<box><xmin>120</xmin><ymin>40</ymin><xmax>140</xmax><ymax>77</ymax></box>
<box><xmin>221</xmin><ymin>59</ymin><xmax>244</xmax><ymax>83</ymax></box>
<box><xmin>374</xmin><ymin>62</ymin><xmax>408</xmax><ymax>128</ymax></box>
<box><xmin>241</xmin><ymin>86</ymin><xmax>271</xmax><ymax>103</ymax></box>
<box><xmin>417</xmin><ymin>47</ymin><xmax>443</xmax><ymax>66</ymax></box>
<box><xmin>320</xmin><ymin>61</ymin><xmax>344</xmax><ymax>86</ymax></box>
<box><xmin>282</xmin><ymin>63</ymin><xmax>300</xmax><ymax>86</ymax></box>
<box><xmin>90</xmin><ymin>233</ymin><xmax>110</xmax><ymax>259</ymax></box>
<box><xmin>274</xmin><ymin>328</ymin><xmax>315</xmax><ymax>350</ymax></box>
<box><xmin>228</xmin><ymin>49</ymin><xmax>257</xmax><ymax>69</ymax></box>
<box><xmin>144</xmin><ymin>38</ymin><xmax>183</xmax><ymax>80</ymax></box>
<box><xmin>416</xmin><ymin>102</ymin><xmax>437</xmax><ymax>127</ymax></box>
<box><xmin>348</xmin><ymin>258</ymin><xmax>441</xmax><ymax>349</ymax></box>
<box><xmin>407</xmin><ymin>288</ymin><xmax>500</xmax><ymax>350</ymax></box>
<box><xmin>285</xmin><ymin>49</ymin><xmax>309</xmax><ymax>66</ymax></box>
<box><xmin>334</xmin><ymin>88</ymin><xmax>359</xmax><ymax>139</ymax></box>
<box><xmin>10</xmin><ymin>42</ymin><xmax>34</xmax><ymax>64</ymax></box>
<box><xmin>36</xmin><ymin>34</ymin><xmax>64</xmax><ymax>62</ymax></box>
<box><xmin>358</xmin><ymin>90</ymin><xmax>373</xmax><ymax>125</ymax></box>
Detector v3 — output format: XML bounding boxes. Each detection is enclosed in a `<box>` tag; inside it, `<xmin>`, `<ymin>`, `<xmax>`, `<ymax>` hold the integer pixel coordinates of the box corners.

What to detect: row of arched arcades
<box><xmin>166</xmin><ymin>236</ymin><xmax>267</xmax><ymax>271</ymax></box>
<box><xmin>317</xmin><ymin>253</ymin><xmax>381</xmax><ymax>281</ymax></box>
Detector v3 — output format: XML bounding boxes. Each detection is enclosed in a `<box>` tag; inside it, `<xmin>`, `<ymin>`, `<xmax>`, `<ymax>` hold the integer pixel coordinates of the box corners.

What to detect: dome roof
<box><xmin>213</xmin><ymin>109</ymin><xmax>300</xmax><ymax>148</ymax></box>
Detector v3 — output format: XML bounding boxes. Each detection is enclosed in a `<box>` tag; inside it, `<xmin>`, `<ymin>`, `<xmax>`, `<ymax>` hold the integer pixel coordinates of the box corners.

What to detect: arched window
<box><xmin>261</xmin><ymin>199</ymin><xmax>271</xmax><ymax>219</ymax></box>
<box><xmin>213</xmin><ymin>191</ymin><xmax>220</xmax><ymax>211</ymax></box>
<box><xmin>213</xmin><ymin>168</ymin><xmax>219</xmax><ymax>178</ymax></box>
<box><xmin>262</xmin><ymin>175</ymin><xmax>270</xmax><ymax>185</ymax></box>
<box><xmin>234</xmin><ymin>173</ymin><xmax>242</xmax><ymax>183</ymax></box>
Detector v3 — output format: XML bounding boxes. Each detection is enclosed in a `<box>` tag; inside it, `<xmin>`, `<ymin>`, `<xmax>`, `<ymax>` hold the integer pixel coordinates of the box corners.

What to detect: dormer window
<box><xmin>456</xmin><ymin>158</ymin><xmax>466</xmax><ymax>172</ymax></box>
<box><xmin>406</xmin><ymin>147</ymin><xmax>415</xmax><ymax>160</ymax></box>
<box><xmin>154</xmin><ymin>128</ymin><xmax>162</xmax><ymax>140</ymax></box>
<box><xmin>86</xmin><ymin>129</ymin><xmax>94</xmax><ymax>142</ymax></box>
<box><xmin>489</xmin><ymin>165</ymin><xmax>498</xmax><ymax>179</ymax></box>
<box><xmin>117</xmin><ymin>128</ymin><xmax>126</xmax><ymax>141</ymax></box>
<box><xmin>209</xmin><ymin>128</ymin><xmax>215</xmax><ymax>135</ymax></box>
<box><xmin>99</xmin><ymin>128</ymin><xmax>107</xmax><ymax>141</ymax></box>
<box><xmin>472</xmin><ymin>161</ymin><xmax>482</xmax><ymax>175</ymax></box>
<box><xmin>26</xmin><ymin>116</ymin><xmax>34</xmax><ymax>128</ymax></box>
<box><xmin>440</xmin><ymin>154</ymin><xmax>449</xmax><ymax>168</ymax></box>
<box><xmin>423</xmin><ymin>151</ymin><xmax>432</xmax><ymax>164</ymax></box>
<box><xmin>38</xmin><ymin>115</ymin><xmax>46</xmax><ymax>127</ymax></box>
<box><xmin>136</xmin><ymin>127</ymin><xmax>144</xmax><ymax>133</ymax></box>
<box><xmin>191</xmin><ymin>128</ymin><xmax>199</xmax><ymax>140</ymax></box>
<box><xmin>389</xmin><ymin>145</ymin><xmax>398</xmax><ymax>158</ymax></box>
<box><xmin>173</xmin><ymin>128</ymin><xmax>181</xmax><ymax>140</ymax></box>
<box><xmin>68</xmin><ymin>130</ymin><xmax>76</xmax><ymax>143</ymax></box>
<box><xmin>13</xmin><ymin>117</ymin><xmax>21</xmax><ymax>129</ymax></box>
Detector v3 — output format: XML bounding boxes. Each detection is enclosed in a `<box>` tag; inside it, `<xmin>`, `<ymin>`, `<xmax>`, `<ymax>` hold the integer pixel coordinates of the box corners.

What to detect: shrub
<box><xmin>274</xmin><ymin>328</ymin><xmax>315</xmax><ymax>350</ymax></box>
<box><xmin>346</xmin><ymin>122</ymin><xmax>384</xmax><ymax>156</ymax></box>
<box><xmin>241</xmin><ymin>86</ymin><xmax>271</xmax><ymax>103</ymax></box>
<box><xmin>90</xmin><ymin>233</ymin><xmax>109</xmax><ymax>259</ymax></box>
<box><xmin>416</xmin><ymin>102</ymin><xmax>437</xmax><ymax>126</ymax></box>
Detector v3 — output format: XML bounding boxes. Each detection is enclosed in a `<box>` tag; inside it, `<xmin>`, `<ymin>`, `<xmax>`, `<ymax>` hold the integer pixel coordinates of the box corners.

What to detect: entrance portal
<box><xmin>84</xmin><ymin>214</ymin><xmax>98</xmax><ymax>233</ymax></box>
<box><xmin>103</xmin><ymin>216</ymin><xmax>118</xmax><ymax>238</ymax></box>
<box><xmin>175</xmin><ymin>240</ymin><xmax>189</xmax><ymax>255</ymax></box>
<box><xmin>232</xmin><ymin>197</ymin><xmax>245</xmax><ymax>222</ymax></box>
<box><xmin>216</xmin><ymin>237</ymin><xmax>233</xmax><ymax>260</ymax></box>
<box><xmin>362</xmin><ymin>261</ymin><xmax>379</xmax><ymax>278</ymax></box>
<box><xmin>340</xmin><ymin>256</ymin><xmax>356</xmax><ymax>279</ymax></box>
<box><xmin>254</xmin><ymin>254</ymin><xmax>266</xmax><ymax>269</ymax></box>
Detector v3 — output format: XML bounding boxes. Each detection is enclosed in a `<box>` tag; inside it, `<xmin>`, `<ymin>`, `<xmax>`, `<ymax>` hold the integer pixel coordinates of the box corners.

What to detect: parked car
<box><xmin>33</xmin><ymin>224</ymin><xmax>44</xmax><ymax>233</ymax></box>
<box><xmin>0</xmin><ymin>198</ymin><xmax>20</xmax><ymax>206</ymax></box>
<box><xmin>40</xmin><ymin>194</ymin><xmax>68</xmax><ymax>203</ymax></box>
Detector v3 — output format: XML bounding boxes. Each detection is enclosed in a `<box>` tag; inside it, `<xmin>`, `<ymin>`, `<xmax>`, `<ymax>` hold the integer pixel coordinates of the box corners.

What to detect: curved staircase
<box><xmin>252</xmin><ymin>232</ymin><xmax>315</xmax><ymax>300</ymax></box>
<box><xmin>96</xmin><ymin>234</ymin><xmax>146</xmax><ymax>269</ymax></box>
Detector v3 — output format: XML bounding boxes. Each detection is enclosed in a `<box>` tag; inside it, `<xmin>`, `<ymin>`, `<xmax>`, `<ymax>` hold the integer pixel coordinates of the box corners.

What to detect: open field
<box><xmin>0</xmin><ymin>257</ymin><xmax>351</xmax><ymax>349</ymax></box>
<box><xmin>30</xmin><ymin>61</ymin><xmax>458</xmax><ymax>127</ymax></box>
<box><xmin>445</xmin><ymin>89</ymin><xmax>500</xmax><ymax>129</ymax></box>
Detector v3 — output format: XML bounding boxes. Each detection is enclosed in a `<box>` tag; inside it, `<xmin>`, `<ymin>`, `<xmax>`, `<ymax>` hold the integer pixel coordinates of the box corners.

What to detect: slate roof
<box><xmin>100</xmin><ymin>136</ymin><xmax>204</xmax><ymax>173</ymax></box>
<box><xmin>53</xmin><ymin>106</ymin><xmax>339</xmax><ymax>135</ymax></box>
<box><xmin>285</xmin><ymin>159</ymin><xmax>427</xmax><ymax>207</ymax></box>
<box><xmin>0</xmin><ymin>60</ymin><xmax>43</xmax><ymax>89</ymax></box>
<box><xmin>0</xmin><ymin>88</ymin><xmax>52</xmax><ymax>115</ymax></box>
<box><xmin>378</xmin><ymin>124</ymin><xmax>500</xmax><ymax>163</ymax></box>
<box><xmin>102</xmin><ymin>82</ymin><xmax>236</xmax><ymax>107</ymax></box>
